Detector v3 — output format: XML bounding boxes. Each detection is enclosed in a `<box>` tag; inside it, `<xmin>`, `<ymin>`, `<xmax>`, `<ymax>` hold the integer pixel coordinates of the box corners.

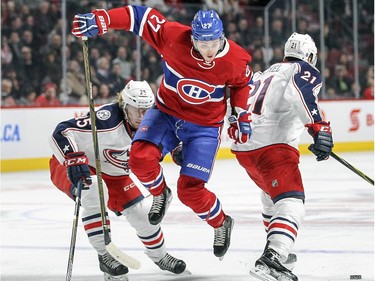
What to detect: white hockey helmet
<box><xmin>284</xmin><ymin>32</ymin><xmax>317</xmax><ymax>66</ymax></box>
<box><xmin>120</xmin><ymin>80</ymin><xmax>155</xmax><ymax>110</ymax></box>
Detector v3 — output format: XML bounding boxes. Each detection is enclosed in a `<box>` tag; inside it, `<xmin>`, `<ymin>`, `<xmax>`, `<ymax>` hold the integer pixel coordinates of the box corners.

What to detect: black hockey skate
<box><xmin>98</xmin><ymin>252</ymin><xmax>129</xmax><ymax>281</ymax></box>
<box><xmin>155</xmin><ymin>253</ymin><xmax>187</xmax><ymax>274</ymax></box>
<box><xmin>250</xmin><ymin>248</ymin><xmax>298</xmax><ymax>281</ymax></box>
<box><xmin>213</xmin><ymin>215</ymin><xmax>234</xmax><ymax>260</ymax></box>
<box><xmin>148</xmin><ymin>186</ymin><xmax>172</xmax><ymax>225</ymax></box>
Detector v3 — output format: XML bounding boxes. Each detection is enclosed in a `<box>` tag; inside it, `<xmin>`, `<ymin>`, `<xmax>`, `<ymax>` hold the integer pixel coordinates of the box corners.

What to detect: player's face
<box><xmin>125</xmin><ymin>104</ymin><xmax>148</xmax><ymax>129</ymax></box>
<box><xmin>195</xmin><ymin>39</ymin><xmax>221</xmax><ymax>62</ymax></box>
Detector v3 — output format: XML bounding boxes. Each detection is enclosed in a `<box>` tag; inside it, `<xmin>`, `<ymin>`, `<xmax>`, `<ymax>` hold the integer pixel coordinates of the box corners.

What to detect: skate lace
<box><xmin>214</xmin><ymin>224</ymin><xmax>226</xmax><ymax>246</ymax></box>
<box><xmin>150</xmin><ymin>193</ymin><xmax>165</xmax><ymax>213</ymax></box>
<box><xmin>157</xmin><ymin>254</ymin><xmax>179</xmax><ymax>271</ymax></box>
<box><xmin>101</xmin><ymin>253</ymin><xmax>122</xmax><ymax>269</ymax></box>
<box><xmin>268</xmin><ymin>249</ymin><xmax>281</xmax><ymax>262</ymax></box>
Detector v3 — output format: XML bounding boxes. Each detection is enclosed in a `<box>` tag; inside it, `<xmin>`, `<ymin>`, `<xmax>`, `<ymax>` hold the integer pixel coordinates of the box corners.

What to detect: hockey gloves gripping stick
<box><xmin>64</xmin><ymin>151</ymin><xmax>92</xmax><ymax>196</ymax></box>
<box><xmin>228</xmin><ymin>111</ymin><xmax>252</xmax><ymax>144</ymax></box>
<box><xmin>72</xmin><ymin>9</ymin><xmax>110</xmax><ymax>37</ymax></box>
<box><xmin>305</xmin><ymin>121</ymin><xmax>334</xmax><ymax>161</ymax></box>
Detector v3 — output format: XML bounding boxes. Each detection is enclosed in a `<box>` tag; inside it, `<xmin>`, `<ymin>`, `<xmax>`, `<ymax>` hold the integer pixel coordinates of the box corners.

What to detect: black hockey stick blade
<box><xmin>330</xmin><ymin>152</ymin><xmax>374</xmax><ymax>186</ymax></box>
<box><xmin>66</xmin><ymin>179</ymin><xmax>83</xmax><ymax>281</ymax></box>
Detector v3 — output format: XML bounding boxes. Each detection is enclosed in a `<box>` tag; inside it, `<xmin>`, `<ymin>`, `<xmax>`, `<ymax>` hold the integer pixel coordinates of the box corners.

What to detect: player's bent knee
<box><xmin>122</xmin><ymin>201</ymin><xmax>160</xmax><ymax>235</ymax></box>
<box><xmin>275</xmin><ymin>197</ymin><xmax>305</xmax><ymax>225</ymax></box>
<box><xmin>129</xmin><ymin>141</ymin><xmax>161</xmax><ymax>173</ymax></box>
<box><xmin>177</xmin><ymin>174</ymin><xmax>205</xmax><ymax>204</ymax></box>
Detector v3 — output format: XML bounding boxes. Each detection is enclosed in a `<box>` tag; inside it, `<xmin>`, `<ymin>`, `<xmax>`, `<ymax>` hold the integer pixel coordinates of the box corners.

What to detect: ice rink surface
<box><xmin>1</xmin><ymin>152</ymin><xmax>374</xmax><ymax>281</ymax></box>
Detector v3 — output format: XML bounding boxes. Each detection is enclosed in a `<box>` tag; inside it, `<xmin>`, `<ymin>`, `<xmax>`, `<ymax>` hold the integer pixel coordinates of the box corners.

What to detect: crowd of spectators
<box><xmin>1</xmin><ymin>0</ymin><xmax>374</xmax><ymax>107</ymax></box>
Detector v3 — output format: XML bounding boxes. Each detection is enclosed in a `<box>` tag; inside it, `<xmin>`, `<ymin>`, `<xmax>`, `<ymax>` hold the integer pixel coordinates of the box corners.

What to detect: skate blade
<box><xmin>163</xmin><ymin>268</ymin><xmax>192</xmax><ymax>277</ymax></box>
<box><xmin>104</xmin><ymin>272</ymin><xmax>129</xmax><ymax>281</ymax></box>
<box><xmin>179</xmin><ymin>268</ymin><xmax>192</xmax><ymax>276</ymax></box>
<box><xmin>249</xmin><ymin>265</ymin><xmax>277</xmax><ymax>281</ymax></box>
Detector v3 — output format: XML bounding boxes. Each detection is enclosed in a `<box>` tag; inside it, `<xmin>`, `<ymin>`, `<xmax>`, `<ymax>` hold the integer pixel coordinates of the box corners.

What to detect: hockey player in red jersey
<box><xmin>71</xmin><ymin>6</ymin><xmax>253</xmax><ymax>259</ymax></box>
<box><xmin>228</xmin><ymin>33</ymin><xmax>334</xmax><ymax>281</ymax></box>
<box><xmin>49</xmin><ymin>80</ymin><xmax>186</xmax><ymax>281</ymax></box>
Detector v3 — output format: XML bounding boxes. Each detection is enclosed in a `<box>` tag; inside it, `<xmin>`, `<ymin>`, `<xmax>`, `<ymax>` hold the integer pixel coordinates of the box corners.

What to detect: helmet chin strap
<box><xmin>123</xmin><ymin>105</ymin><xmax>137</xmax><ymax>130</ymax></box>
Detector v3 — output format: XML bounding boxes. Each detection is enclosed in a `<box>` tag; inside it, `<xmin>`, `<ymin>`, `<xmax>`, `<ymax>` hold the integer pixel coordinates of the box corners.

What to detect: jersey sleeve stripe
<box><xmin>139</xmin><ymin>7</ymin><xmax>151</xmax><ymax>37</ymax></box>
<box><xmin>128</xmin><ymin>6</ymin><xmax>135</xmax><ymax>32</ymax></box>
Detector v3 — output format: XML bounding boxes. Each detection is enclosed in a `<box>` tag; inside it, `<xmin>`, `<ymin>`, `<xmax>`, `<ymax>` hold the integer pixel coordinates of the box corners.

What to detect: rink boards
<box><xmin>1</xmin><ymin>100</ymin><xmax>373</xmax><ymax>172</ymax></box>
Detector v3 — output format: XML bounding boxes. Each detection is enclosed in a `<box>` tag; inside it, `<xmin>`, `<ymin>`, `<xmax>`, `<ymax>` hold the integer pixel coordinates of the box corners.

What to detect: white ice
<box><xmin>1</xmin><ymin>152</ymin><xmax>374</xmax><ymax>281</ymax></box>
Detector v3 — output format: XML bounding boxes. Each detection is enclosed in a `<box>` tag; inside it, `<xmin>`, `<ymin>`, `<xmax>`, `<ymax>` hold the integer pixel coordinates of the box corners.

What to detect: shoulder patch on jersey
<box><xmin>96</xmin><ymin>109</ymin><xmax>111</xmax><ymax>120</ymax></box>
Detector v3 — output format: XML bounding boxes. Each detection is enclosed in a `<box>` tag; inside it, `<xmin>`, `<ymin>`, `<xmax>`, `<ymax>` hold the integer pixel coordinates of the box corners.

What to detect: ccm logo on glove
<box><xmin>65</xmin><ymin>156</ymin><xmax>88</xmax><ymax>166</ymax></box>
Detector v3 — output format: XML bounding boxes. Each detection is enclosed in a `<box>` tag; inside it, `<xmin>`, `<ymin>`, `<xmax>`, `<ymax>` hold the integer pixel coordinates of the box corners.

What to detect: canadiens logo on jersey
<box><xmin>103</xmin><ymin>148</ymin><xmax>130</xmax><ymax>172</ymax></box>
<box><xmin>177</xmin><ymin>79</ymin><xmax>215</xmax><ymax>105</ymax></box>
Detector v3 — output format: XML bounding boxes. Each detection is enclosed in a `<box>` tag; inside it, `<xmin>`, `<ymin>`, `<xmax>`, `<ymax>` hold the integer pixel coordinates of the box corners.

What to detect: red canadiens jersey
<box><xmin>108</xmin><ymin>5</ymin><xmax>253</xmax><ymax>126</ymax></box>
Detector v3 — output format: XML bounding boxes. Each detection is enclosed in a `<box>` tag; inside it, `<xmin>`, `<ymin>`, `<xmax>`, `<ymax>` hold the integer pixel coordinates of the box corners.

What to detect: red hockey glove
<box><xmin>71</xmin><ymin>9</ymin><xmax>110</xmax><ymax>37</ymax></box>
<box><xmin>228</xmin><ymin>111</ymin><xmax>252</xmax><ymax>144</ymax></box>
<box><xmin>64</xmin><ymin>152</ymin><xmax>92</xmax><ymax>187</ymax></box>
<box><xmin>171</xmin><ymin>144</ymin><xmax>183</xmax><ymax>166</ymax></box>
<box><xmin>305</xmin><ymin>121</ymin><xmax>334</xmax><ymax>161</ymax></box>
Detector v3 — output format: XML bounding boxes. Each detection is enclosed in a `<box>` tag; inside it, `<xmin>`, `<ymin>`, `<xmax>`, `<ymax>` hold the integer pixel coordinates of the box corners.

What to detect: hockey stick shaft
<box><xmin>65</xmin><ymin>179</ymin><xmax>83</xmax><ymax>281</ymax></box>
<box><xmin>81</xmin><ymin>36</ymin><xmax>109</xmax><ymax>244</ymax></box>
<box><xmin>330</xmin><ymin>152</ymin><xmax>374</xmax><ymax>186</ymax></box>
<box><xmin>81</xmin><ymin>37</ymin><xmax>140</xmax><ymax>269</ymax></box>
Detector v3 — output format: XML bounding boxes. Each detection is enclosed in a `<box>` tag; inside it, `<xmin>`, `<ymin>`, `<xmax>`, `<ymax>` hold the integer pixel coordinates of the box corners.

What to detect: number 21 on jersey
<box><xmin>250</xmin><ymin>76</ymin><xmax>274</xmax><ymax>115</ymax></box>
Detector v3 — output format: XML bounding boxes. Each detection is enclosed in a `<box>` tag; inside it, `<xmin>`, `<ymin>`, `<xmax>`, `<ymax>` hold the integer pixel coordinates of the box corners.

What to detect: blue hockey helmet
<box><xmin>191</xmin><ymin>10</ymin><xmax>224</xmax><ymax>41</ymax></box>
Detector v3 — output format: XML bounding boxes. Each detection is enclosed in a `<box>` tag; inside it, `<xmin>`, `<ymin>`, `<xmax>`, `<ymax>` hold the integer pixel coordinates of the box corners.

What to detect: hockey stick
<box><xmin>330</xmin><ymin>152</ymin><xmax>374</xmax><ymax>186</ymax></box>
<box><xmin>65</xmin><ymin>179</ymin><xmax>83</xmax><ymax>281</ymax></box>
<box><xmin>81</xmin><ymin>37</ymin><xmax>141</xmax><ymax>269</ymax></box>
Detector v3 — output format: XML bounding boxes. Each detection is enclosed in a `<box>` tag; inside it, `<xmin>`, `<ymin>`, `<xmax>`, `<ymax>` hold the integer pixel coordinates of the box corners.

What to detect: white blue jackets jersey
<box><xmin>50</xmin><ymin>103</ymin><xmax>135</xmax><ymax>176</ymax></box>
<box><xmin>232</xmin><ymin>60</ymin><xmax>323</xmax><ymax>152</ymax></box>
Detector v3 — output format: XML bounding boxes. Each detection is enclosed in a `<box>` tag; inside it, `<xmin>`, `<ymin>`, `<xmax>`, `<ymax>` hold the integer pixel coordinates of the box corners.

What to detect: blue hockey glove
<box><xmin>305</xmin><ymin>121</ymin><xmax>333</xmax><ymax>161</ymax></box>
<box><xmin>171</xmin><ymin>144</ymin><xmax>183</xmax><ymax>166</ymax></box>
<box><xmin>71</xmin><ymin>9</ymin><xmax>110</xmax><ymax>37</ymax></box>
<box><xmin>228</xmin><ymin>111</ymin><xmax>252</xmax><ymax>144</ymax></box>
<box><xmin>64</xmin><ymin>151</ymin><xmax>92</xmax><ymax>187</ymax></box>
